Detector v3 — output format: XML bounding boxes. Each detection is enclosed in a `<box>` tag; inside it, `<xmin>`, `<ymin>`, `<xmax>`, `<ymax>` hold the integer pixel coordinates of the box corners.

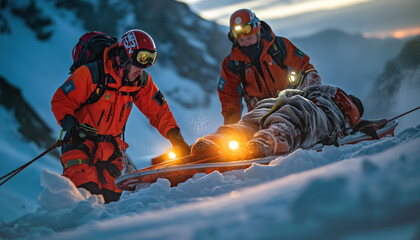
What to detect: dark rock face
<box><xmin>364</xmin><ymin>36</ymin><xmax>420</xmax><ymax>117</ymax></box>
<box><xmin>0</xmin><ymin>76</ymin><xmax>59</xmax><ymax>158</ymax></box>
<box><xmin>2</xmin><ymin>0</ymin><xmax>230</xmax><ymax>107</ymax></box>
<box><xmin>127</xmin><ymin>0</ymin><xmax>231</xmax><ymax>103</ymax></box>
<box><xmin>2</xmin><ymin>1</ymin><xmax>53</xmax><ymax>40</ymax></box>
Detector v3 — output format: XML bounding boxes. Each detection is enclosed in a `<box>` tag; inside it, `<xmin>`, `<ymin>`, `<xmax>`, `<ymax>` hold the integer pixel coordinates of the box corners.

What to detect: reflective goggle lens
<box><xmin>134</xmin><ymin>50</ymin><xmax>157</xmax><ymax>68</ymax></box>
<box><xmin>231</xmin><ymin>23</ymin><xmax>253</xmax><ymax>39</ymax></box>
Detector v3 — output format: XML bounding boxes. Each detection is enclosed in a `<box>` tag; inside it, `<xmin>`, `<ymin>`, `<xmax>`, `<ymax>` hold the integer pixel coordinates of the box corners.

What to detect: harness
<box><xmin>63</xmin><ymin>132</ymin><xmax>123</xmax><ymax>184</ymax></box>
<box><xmin>64</xmin><ymin>60</ymin><xmax>148</xmax><ymax>183</ymax></box>
<box><xmin>87</xmin><ymin>134</ymin><xmax>123</xmax><ymax>184</ymax></box>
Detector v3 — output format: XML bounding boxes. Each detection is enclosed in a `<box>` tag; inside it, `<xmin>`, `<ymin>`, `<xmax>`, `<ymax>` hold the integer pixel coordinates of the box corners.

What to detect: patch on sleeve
<box><xmin>60</xmin><ymin>79</ymin><xmax>76</xmax><ymax>95</ymax></box>
<box><xmin>295</xmin><ymin>49</ymin><xmax>306</xmax><ymax>58</ymax></box>
<box><xmin>217</xmin><ymin>77</ymin><xmax>226</xmax><ymax>91</ymax></box>
<box><xmin>153</xmin><ymin>90</ymin><xmax>166</xmax><ymax>106</ymax></box>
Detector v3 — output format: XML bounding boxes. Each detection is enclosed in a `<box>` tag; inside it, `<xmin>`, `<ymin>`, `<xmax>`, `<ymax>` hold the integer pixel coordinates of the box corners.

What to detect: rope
<box><xmin>0</xmin><ymin>141</ymin><xmax>64</xmax><ymax>186</ymax></box>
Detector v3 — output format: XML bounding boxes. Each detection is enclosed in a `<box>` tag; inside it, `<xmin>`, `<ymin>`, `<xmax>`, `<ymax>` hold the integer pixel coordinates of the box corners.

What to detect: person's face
<box><xmin>237</xmin><ymin>33</ymin><xmax>258</xmax><ymax>47</ymax></box>
<box><xmin>127</xmin><ymin>64</ymin><xmax>144</xmax><ymax>82</ymax></box>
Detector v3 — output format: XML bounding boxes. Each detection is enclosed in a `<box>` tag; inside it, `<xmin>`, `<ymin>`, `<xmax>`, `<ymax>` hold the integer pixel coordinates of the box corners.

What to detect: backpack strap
<box><xmin>268</xmin><ymin>37</ymin><xmax>287</xmax><ymax>69</ymax></box>
<box><xmin>75</xmin><ymin>61</ymin><xmax>115</xmax><ymax>112</ymax></box>
<box><xmin>227</xmin><ymin>59</ymin><xmax>254</xmax><ymax>97</ymax></box>
<box><xmin>234</xmin><ymin>60</ymin><xmax>251</xmax><ymax>97</ymax></box>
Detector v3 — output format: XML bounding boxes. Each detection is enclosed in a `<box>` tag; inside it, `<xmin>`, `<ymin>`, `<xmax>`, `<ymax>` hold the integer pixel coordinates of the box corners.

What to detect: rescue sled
<box><xmin>116</xmin><ymin>119</ymin><xmax>398</xmax><ymax>191</ymax></box>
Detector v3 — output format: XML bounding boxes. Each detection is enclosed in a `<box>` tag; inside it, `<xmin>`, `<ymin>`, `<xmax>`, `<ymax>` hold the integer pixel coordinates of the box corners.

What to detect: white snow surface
<box><xmin>1</xmin><ymin>126</ymin><xmax>420</xmax><ymax>240</ymax></box>
<box><xmin>1</xmin><ymin>1</ymin><xmax>420</xmax><ymax>240</ymax></box>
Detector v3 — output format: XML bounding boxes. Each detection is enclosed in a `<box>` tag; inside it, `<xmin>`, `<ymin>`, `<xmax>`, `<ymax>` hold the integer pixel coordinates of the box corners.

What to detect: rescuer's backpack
<box><xmin>69</xmin><ymin>31</ymin><xmax>117</xmax><ymax>74</ymax></box>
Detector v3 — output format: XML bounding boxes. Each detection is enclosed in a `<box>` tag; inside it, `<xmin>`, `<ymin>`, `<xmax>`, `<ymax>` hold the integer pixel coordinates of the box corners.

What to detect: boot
<box><xmin>191</xmin><ymin>138</ymin><xmax>219</xmax><ymax>155</ymax></box>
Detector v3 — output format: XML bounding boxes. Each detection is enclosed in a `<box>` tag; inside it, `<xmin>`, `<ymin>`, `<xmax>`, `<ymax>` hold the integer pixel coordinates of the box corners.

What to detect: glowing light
<box><xmin>289</xmin><ymin>72</ymin><xmax>297</xmax><ymax>84</ymax></box>
<box><xmin>168</xmin><ymin>151</ymin><xmax>177</xmax><ymax>159</ymax></box>
<box><xmin>392</xmin><ymin>27</ymin><xmax>420</xmax><ymax>39</ymax></box>
<box><xmin>235</xmin><ymin>25</ymin><xmax>242</xmax><ymax>31</ymax></box>
<box><xmin>229</xmin><ymin>141</ymin><xmax>239</xmax><ymax>150</ymax></box>
<box><xmin>363</xmin><ymin>26</ymin><xmax>420</xmax><ymax>39</ymax></box>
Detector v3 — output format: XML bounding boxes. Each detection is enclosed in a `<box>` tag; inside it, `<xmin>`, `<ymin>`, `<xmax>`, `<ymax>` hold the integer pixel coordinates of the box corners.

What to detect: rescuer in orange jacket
<box><xmin>218</xmin><ymin>9</ymin><xmax>322</xmax><ymax>125</ymax></box>
<box><xmin>51</xmin><ymin>29</ymin><xmax>190</xmax><ymax>203</ymax></box>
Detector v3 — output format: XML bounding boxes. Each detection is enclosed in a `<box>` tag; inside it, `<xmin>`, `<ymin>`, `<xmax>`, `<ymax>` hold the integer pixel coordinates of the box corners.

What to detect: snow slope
<box><xmin>0</xmin><ymin>2</ymin><xmax>224</xmax><ymax>163</ymax></box>
<box><xmin>1</xmin><ymin>1</ymin><xmax>420</xmax><ymax>239</ymax></box>
<box><xmin>0</xmin><ymin>1</ymin><xmax>222</xmax><ymax>223</ymax></box>
<box><xmin>1</xmin><ymin>125</ymin><xmax>419</xmax><ymax>240</ymax></box>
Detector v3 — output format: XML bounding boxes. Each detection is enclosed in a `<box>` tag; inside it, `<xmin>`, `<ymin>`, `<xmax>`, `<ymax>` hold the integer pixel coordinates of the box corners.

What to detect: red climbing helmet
<box><xmin>119</xmin><ymin>29</ymin><xmax>157</xmax><ymax>68</ymax></box>
<box><xmin>229</xmin><ymin>9</ymin><xmax>260</xmax><ymax>39</ymax></box>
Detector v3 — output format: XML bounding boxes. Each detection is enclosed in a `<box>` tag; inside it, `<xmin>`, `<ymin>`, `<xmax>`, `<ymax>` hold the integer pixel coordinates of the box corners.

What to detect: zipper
<box><xmin>119</xmin><ymin>104</ymin><xmax>125</xmax><ymax>122</ymax></box>
<box><xmin>106</xmin><ymin>106</ymin><xmax>112</xmax><ymax>122</ymax></box>
<box><xmin>256</xmin><ymin>70</ymin><xmax>270</xmax><ymax>96</ymax></box>
<box><xmin>97</xmin><ymin>110</ymin><xmax>105</xmax><ymax>126</ymax></box>
<box><xmin>253</xmin><ymin>72</ymin><xmax>263</xmax><ymax>92</ymax></box>
<box><xmin>264</xmin><ymin>61</ymin><xmax>275</xmax><ymax>83</ymax></box>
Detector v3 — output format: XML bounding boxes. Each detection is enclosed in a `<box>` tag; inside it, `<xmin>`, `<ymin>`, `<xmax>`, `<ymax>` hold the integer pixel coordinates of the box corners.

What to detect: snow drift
<box><xmin>1</xmin><ymin>125</ymin><xmax>419</xmax><ymax>240</ymax></box>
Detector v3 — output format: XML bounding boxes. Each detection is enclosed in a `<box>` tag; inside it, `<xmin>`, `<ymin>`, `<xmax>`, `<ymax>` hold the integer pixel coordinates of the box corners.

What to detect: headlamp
<box><xmin>288</xmin><ymin>71</ymin><xmax>305</xmax><ymax>87</ymax></box>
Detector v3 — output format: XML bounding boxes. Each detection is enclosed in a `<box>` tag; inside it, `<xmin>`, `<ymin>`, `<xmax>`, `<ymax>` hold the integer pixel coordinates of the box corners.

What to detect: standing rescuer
<box><xmin>218</xmin><ymin>9</ymin><xmax>322</xmax><ymax>125</ymax></box>
<box><xmin>51</xmin><ymin>29</ymin><xmax>190</xmax><ymax>203</ymax></box>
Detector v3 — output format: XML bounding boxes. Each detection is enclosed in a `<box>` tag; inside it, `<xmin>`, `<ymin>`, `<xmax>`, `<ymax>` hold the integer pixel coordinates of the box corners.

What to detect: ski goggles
<box><xmin>230</xmin><ymin>22</ymin><xmax>258</xmax><ymax>39</ymax></box>
<box><xmin>132</xmin><ymin>49</ymin><xmax>157</xmax><ymax>68</ymax></box>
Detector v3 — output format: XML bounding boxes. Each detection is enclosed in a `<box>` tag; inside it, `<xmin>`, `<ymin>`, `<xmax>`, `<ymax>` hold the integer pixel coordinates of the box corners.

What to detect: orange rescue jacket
<box><xmin>218</xmin><ymin>21</ymin><xmax>316</xmax><ymax>124</ymax></box>
<box><xmin>51</xmin><ymin>44</ymin><xmax>178</xmax><ymax>139</ymax></box>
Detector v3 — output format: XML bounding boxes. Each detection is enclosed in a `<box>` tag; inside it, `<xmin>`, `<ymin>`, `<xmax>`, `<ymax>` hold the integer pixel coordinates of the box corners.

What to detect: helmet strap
<box><xmin>122</xmin><ymin>64</ymin><xmax>131</xmax><ymax>83</ymax></box>
<box><xmin>257</xmin><ymin>29</ymin><xmax>261</xmax><ymax>48</ymax></box>
<box><xmin>116</xmin><ymin>47</ymin><xmax>131</xmax><ymax>81</ymax></box>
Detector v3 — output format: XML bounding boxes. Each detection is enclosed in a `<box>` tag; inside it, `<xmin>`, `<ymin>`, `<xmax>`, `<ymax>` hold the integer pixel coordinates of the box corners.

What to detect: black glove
<box><xmin>68</xmin><ymin>125</ymin><xmax>89</xmax><ymax>145</ymax></box>
<box><xmin>61</xmin><ymin>115</ymin><xmax>98</xmax><ymax>145</ymax></box>
<box><xmin>167</xmin><ymin>128</ymin><xmax>190</xmax><ymax>157</ymax></box>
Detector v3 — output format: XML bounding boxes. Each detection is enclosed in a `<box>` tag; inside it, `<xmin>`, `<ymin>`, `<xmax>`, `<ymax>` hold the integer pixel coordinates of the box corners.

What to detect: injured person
<box><xmin>191</xmin><ymin>85</ymin><xmax>364</xmax><ymax>158</ymax></box>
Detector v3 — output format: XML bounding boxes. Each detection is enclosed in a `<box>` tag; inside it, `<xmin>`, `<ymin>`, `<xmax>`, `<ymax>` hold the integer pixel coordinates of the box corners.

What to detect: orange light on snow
<box><xmin>228</xmin><ymin>140</ymin><xmax>239</xmax><ymax>150</ymax></box>
<box><xmin>168</xmin><ymin>151</ymin><xmax>177</xmax><ymax>159</ymax></box>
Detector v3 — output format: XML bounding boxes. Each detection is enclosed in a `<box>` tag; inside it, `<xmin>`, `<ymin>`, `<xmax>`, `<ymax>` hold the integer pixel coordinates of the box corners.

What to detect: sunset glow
<box><xmin>363</xmin><ymin>26</ymin><xmax>420</xmax><ymax>39</ymax></box>
<box><xmin>178</xmin><ymin>0</ymin><xmax>420</xmax><ymax>39</ymax></box>
<box><xmin>180</xmin><ymin>0</ymin><xmax>373</xmax><ymax>25</ymax></box>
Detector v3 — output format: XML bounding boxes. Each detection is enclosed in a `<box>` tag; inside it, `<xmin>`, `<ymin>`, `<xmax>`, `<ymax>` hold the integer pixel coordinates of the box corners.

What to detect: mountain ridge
<box><xmin>0</xmin><ymin>76</ymin><xmax>59</xmax><ymax>158</ymax></box>
<box><xmin>364</xmin><ymin>35</ymin><xmax>420</xmax><ymax>118</ymax></box>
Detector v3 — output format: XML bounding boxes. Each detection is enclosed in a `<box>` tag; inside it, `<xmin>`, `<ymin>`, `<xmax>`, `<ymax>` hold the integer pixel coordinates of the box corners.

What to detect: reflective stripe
<box><xmin>64</xmin><ymin>159</ymin><xmax>89</xmax><ymax>168</ymax></box>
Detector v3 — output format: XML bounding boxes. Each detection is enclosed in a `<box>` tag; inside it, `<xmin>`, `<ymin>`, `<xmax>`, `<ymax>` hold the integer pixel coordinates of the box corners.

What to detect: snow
<box><xmin>1</xmin><ymin>1</ymin><xmax>420</xmax><ymax>239</ymax></box>
<box><xmin>1</xmin><ymin>126</ymin><xmax>419</xmax><ymax>239</ymax></box>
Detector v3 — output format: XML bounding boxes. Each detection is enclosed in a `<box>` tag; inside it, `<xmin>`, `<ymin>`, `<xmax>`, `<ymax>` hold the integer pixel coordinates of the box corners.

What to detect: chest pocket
<box><xmin>96</xmin><ymin>90</ymin><xmax>117</xmax><ymax>127</ymax></box>
<box><xmin>117</xmin><ymin>90</ymin><xmax>138</xmax><ymax>123</ymax></box>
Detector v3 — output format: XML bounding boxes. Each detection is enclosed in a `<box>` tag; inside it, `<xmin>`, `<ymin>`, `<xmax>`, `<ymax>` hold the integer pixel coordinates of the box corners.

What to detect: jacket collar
<box><xmin>103</xmin><ymin>44</ymin><xmax>124</xmax><ymax>87</ymax></box>
<box><xmin>229</xmin><ymin>21</ymin><xmax>276</xmax><ymax>62</ymax></box>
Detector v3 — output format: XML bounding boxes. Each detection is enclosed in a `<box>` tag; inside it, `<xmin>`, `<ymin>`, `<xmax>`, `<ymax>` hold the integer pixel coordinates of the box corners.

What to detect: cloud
<box><xmin>179</xmin><ymin>0</ymin><xmax>420</xmax><ymax>38</ymax></box>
